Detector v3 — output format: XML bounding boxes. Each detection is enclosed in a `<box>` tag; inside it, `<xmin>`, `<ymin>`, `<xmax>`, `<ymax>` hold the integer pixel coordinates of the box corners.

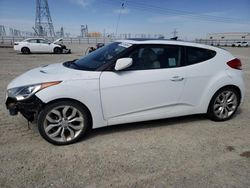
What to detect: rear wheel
<box><xmin>21</xmin><ymin>47</ymin><xmax>30</xmax><ymax>54</ymax></box>
<box><xmin>207</xmin><ymin>87</ymin><xmax>240</xmax><ymax>121</ymax></box>
<box><xmin>54</xmin><ymin>47</ymin><xmax>62</xmax><ymax>54</ymax></box>
<box><xmin>38</xmin><ymin>100</ymin><xmax>91</xmax><ymax>145</ymax></box>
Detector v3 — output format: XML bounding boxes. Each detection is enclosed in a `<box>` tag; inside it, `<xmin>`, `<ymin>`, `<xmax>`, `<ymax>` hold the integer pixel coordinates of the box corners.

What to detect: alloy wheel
<box><xmin>213</xmin><ymin>90</ymin><xmax>238</xmax><ymax>120</ymax></box>
<box><xmin>43</xmin><ymin>105</ymin><xmax>84</xmax><ymax>143</ymax></box>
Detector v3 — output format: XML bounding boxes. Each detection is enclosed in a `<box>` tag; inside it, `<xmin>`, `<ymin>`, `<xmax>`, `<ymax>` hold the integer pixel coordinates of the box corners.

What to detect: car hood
<box><xmin>53</xmin><ymin>38</ymin><xmax>63</xmax><ymax>44</ymax></box>
<box><xmin>7</xmin><ymin>63</ymin><xmax>101</xmax><ymax>89</ymax></box>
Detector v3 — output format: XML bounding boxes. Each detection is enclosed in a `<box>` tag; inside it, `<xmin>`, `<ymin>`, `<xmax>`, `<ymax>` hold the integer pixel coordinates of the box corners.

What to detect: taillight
<box><xmin>227</xmin><ymin>58</ymin><xmax>242</xmax><ymax>70</ymax></box>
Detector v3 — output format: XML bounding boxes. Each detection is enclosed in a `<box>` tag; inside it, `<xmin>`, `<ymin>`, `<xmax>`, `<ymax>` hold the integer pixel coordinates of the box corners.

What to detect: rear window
<box><xmin>186</xmin><ymin>47</ymin><xmax>216</xmax><ymax>65</ymax></box>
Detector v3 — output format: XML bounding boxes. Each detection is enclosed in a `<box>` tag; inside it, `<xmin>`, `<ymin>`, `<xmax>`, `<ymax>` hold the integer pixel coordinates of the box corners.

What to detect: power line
<box><xmin>125</xmin><ymin>0</ymin><xmax>246</xmax><ymax>23</ymax></box>
<box><xmin>99</xmin><ymin>0</ymin><xmax>250</xmax><ymax>24</ymax></box>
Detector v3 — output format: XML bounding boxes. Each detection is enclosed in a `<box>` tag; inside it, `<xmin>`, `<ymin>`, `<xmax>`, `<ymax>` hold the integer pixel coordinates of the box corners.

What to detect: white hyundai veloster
<box><xmin>6</xmin><ymin>40</ymin><xmax>245</xmax><ymax>145</ymax></box>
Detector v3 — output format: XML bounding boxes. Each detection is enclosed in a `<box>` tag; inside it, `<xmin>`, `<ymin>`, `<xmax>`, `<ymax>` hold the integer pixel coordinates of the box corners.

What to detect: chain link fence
<box><xmin>0</xmin><ymin>36</ymin><xmax>115</xmax><ymax>46</ymax></box>
<box><xmin>195</xmin><ymin>39</ymin><xmax>250</xmax><ymax>47</ymax></box>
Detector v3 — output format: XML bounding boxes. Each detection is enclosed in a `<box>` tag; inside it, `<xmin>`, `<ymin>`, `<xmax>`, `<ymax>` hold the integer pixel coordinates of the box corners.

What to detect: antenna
<box><xmin>35</xmin><ymin>0</ymin><xmax>55</xmax><ymax>37</ymax></box>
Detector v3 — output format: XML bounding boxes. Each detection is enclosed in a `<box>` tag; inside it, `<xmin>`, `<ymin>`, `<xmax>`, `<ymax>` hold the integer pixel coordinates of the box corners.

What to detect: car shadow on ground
<box><xmin>84</xmin><ymin>114</ymin><xmax>208</xmax><ymax>140</ymax></box>
<box><xmin>83</xmin><ymin>107</ymin><xmax>243</xmax><ymax>142</ymax></box>
<box><xmin>15</xmin><ymin>53</ymin><xmax>72</xmax><ymax>55</ymax></box>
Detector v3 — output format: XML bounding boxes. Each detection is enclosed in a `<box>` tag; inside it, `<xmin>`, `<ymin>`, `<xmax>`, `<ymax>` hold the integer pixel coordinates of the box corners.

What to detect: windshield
<box><xmin>72</xmin><ymin>42</ymin><xmax>130</xmax><ymax>70</ymax></box>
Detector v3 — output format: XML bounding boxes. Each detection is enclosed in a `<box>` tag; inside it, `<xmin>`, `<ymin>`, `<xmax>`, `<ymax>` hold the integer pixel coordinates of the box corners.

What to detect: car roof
<box><xmin>116</xmin><ymin>39</ymin><xmax>220</xmax><ymax>51</ymax></box>
<box><xmin>24</xmin><ymin>38</ymin><xmax>47</xmax><ymax>41</ymax></box>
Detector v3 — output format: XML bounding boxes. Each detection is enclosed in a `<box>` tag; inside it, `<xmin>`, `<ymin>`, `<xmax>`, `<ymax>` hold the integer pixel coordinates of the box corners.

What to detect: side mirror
<box><xmin>115</xmin><ymin>58</ymin><xmax>133</xmax><ymax>71</ymax></box>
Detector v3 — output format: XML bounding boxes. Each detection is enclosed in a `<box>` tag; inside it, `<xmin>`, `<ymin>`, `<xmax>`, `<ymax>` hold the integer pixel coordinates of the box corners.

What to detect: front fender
<box><xmin>35</xmin><ymin>79</ymin><xmax>107</xmax><ymax>128</ymax></box>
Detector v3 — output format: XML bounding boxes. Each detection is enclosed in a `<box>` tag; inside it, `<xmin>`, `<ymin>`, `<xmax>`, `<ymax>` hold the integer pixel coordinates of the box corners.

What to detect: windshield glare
<box><xmin>74</xmin><ymin>42</ymin><xmax>129</xmax><ymax>70</ymax></box>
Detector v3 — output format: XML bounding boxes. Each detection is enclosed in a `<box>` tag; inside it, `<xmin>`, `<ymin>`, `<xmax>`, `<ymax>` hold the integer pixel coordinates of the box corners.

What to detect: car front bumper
<box><xmin>5</xmin><ymin>95</ymin><xmax>44</xmax><ymax>122</ymax></box>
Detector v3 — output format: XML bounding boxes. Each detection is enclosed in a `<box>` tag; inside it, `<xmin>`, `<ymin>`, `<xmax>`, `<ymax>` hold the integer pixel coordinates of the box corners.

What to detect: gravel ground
<box><xmin>0</xmin><ymin>45</ymin><xmax>249</xmax><ymax>188</ymax></box>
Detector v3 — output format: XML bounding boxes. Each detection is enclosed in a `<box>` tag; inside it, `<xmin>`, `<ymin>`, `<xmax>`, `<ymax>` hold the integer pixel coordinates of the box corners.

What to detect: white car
<box><xmin>6</xmin><ymin>40</ymin><xmax>245</xmax><ymax>145</ymax></box>
<box><xmin>14</xmin><ymin>38</ymin><xmax>66</xmax><ymax>54</ymax></box>
<box><xmin>232</xmin><ymin>41</ymin><xmax>249</xmax><ymax>47</ymax></box>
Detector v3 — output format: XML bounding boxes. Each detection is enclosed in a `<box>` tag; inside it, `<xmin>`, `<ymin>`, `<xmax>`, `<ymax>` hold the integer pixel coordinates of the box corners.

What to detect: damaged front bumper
<box><xmin>60</xmin><ymin>44</ymin><xmax>71</xmax><ymax>54</ymax></box>
<box><xmin>62</xmin><ymin>48</ymin><xmax>71</xmax><ymax>54</ymax></box>
<box><xmin>5</xmin><ymin>95</ymin><xmax>44</xmax><ymax>122</ymax></box>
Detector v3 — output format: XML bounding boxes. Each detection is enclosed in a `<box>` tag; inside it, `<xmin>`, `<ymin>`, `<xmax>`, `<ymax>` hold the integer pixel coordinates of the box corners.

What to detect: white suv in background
<box><xmin>6</xmin><ymin>39</ymin><xmax>245</xmax><ymax>145</ymax></box>
<box><xmin>14</xmin><ymin>38</ymin><xmax>65</xmax><ymax>54</ymax></box>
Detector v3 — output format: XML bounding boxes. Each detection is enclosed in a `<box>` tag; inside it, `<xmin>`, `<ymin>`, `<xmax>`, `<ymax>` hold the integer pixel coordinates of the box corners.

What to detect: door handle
<box><xmin>170</xmin><ymin>76</ymin><xmax>184</xmax><ymax>81</ymax></box>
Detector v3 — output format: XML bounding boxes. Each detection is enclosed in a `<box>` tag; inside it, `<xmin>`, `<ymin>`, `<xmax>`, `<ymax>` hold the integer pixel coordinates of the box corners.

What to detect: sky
<box><xmin>0</xmin><ymin>0</ymin><xmax>250</xmax><ymax>40</ymax></box>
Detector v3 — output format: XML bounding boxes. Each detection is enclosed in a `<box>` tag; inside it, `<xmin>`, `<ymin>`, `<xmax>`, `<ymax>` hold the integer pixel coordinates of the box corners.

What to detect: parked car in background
<box><xmin>85</xmin><ymin>43</ymin><xmax>105</xmax><ymax>55</ymax></box>
<box><xmin>6</xmin><ymin>39</ymin><xmax>245</xmax><ymax>145</ymax></box>
<box><xmin>232</xmin><ymin>41</ymin><xmax>249</xmax><ymax>47</ymax></box>
<box><xmin>14</xmin><ymin>38</ymin><xmax>71</xmax><ymax>54</ymax></box>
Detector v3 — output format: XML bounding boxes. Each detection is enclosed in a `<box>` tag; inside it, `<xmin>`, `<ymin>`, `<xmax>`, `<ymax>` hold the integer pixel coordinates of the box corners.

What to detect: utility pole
<box><xmin>172</xmin><ymin>28</ymin><xmax>178</xmax><ymax>38</ymax></box>
<box><xmin>80</xmin><ymin>25</ymin><xmax>88</xmax><ymax>38</ymax></box>
<box><xmin>60</xmin><ymin>26</ymin><xmax>64</xmax><ymax>38</ymax></box>
<box><xmin>115</xmin><ymin>0</ymin><xmax>126</xmax><ymax>38</ymax></box>
<box><xmin>35</xmin><ymin>0</ymin><xmax>55</xmax><ymax>37</ymax></box>
<box><xmin>103</xmin><ymin>28</ymin><xmax>106</xmax><ymax>43</ymax></box>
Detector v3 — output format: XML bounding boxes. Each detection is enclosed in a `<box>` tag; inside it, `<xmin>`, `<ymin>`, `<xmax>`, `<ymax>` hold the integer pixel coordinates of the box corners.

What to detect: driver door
<box><xmin>37</xmin><ymin>39</ymin><xmax>51</xmax><ymax>52</ymax></box>
<box><xmin>100</xmin><ymin>44</ymin><xmax>186</xmax><ymax>125</ymax></box>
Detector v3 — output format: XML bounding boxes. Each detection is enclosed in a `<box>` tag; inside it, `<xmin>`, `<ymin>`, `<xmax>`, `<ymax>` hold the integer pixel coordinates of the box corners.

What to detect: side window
<box><xmin>39</xmin><ymin>39</ymin><xmax>49</xmax><ymax>44</ymax></box>
<box><xmin>158</xmin><ymin>46</ymin><xmax>182</xmax><ymax>68</ymax></box>
<box><xmin>187</xmin><ymin>47</ymin><xmax>216</xmax><ymax>65</ymax></box>
<box><xmin>27</xmin><ymin>39</ymin><xmax>38</xmax><ymax>43</ymax></box>
<box><xmin>125</xmin><ymin>45</ymin><xmax>182</xmax><ymax>71</ymax></box>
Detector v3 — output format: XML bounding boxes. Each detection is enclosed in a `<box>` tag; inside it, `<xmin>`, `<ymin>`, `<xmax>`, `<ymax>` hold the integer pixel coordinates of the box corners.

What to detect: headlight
<box><xmin>7</xmin><ymin>81</ymin><xmax>61</xmax><ymax>101</ymax></box>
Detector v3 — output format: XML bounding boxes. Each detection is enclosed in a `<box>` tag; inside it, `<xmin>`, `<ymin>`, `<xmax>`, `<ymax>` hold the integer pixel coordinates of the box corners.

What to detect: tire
<box><xmin>21</xmin><ymin>47</ymin><xmax>30</xmax><ymax>54</ymax></box>
<box><xmin>232</xmin><ymin>44</ymin><xmax>235</xmax><ymax>47</ymax></box>
<box><xmin>37</xmin><ymin>100</ymin><xmax>91</xmax><ymax>145</ymax></box>
<box><xmin>54</xmin><ymin>47</ymin><xmax>62</xmax><ymax>54</ymax></box>
<box><xmin>207</xmin><ymin>87</ymin><xmax>240</xmax><ymax>121</ymax></box>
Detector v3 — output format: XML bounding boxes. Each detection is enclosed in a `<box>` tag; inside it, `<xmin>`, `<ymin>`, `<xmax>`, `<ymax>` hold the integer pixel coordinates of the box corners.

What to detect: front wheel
<box><xmin>207</xmin><ymin>88</ymin><xmax>240</xmax><ymax>121</ymax></box>
<box><xmin>37</xmin><ymin>100</ymin><xmax>90</xmax><ymax>145</ymax></box>
<box><xmin>54</xmin><ymin>47</ymin><xmax>62</xmax><ymax>54</ymax></box>
<box><xmin>21</xmin><ymin>47</ymin><xmax>30</xmax><ymax>54</ymax></box>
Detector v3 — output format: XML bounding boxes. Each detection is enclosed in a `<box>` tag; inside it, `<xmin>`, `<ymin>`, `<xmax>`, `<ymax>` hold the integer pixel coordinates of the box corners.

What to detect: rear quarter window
<box><xmin>186</xmin><ymin>47</ymin><xmax>216</xmax><ymax>65</ymax></box>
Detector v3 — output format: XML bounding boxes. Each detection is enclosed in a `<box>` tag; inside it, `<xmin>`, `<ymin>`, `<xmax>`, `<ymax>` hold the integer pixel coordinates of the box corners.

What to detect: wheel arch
<box><xmin>42</xmin><ymin>98</ymin><xmax>93</xmax><ymax>129</ymax></box>
<box><xmin>21</xmin><ymin>46</ymin><xmax>30</xmax><ymax>52</ymax></box>
<box><xmin>53</xmin><ymin>46</ymin><xmax>62</xmax><ymax>53</ymax></box>
<box><xmin>207</xmin><ymin>84</ymin><xmax>241</xmax><ymax>112</ymax></box>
